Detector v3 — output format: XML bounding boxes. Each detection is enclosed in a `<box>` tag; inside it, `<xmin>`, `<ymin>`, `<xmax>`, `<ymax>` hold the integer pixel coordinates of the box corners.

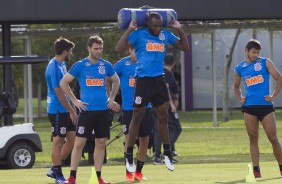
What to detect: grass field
<box><xmin>2</xmin><ymin>107</ymin><xmax>282</xmax><ymax>183</ymax></box>
<box><xmin>0</xmin><ymin>162</ymin><xmax>282</xmax><ymax>183</ymax></box>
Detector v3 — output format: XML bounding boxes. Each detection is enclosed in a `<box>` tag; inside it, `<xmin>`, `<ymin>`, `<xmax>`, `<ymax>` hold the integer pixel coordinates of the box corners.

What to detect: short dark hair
<box><xmin>147</xmin><ymin>12</ymin><xmax>163</xmax><ymax>22</ymax></box>
<box><xmin>164</xmin><ymin>55</ymin><xmax>174</xmax><ymax>66</ymax></box>
<box><xmin>245</xmin><ymin>39</ymin><xmax>261</xmax><ymax>51</ymax></box>
<box><xmin>54</xmin><ymin>37</ymin><xmax>75</xmax><ymax>55</ymax></box>
<box><xmin>87</xmin><ymin>35</ymin><xmax>103</xmax><ymax>47</ymax></box>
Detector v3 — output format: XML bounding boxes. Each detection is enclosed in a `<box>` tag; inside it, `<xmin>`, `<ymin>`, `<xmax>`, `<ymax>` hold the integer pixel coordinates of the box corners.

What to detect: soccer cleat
<box><xmin>126</xmin><ymin>172</ymin><xmax>134</xmax><ymax>182</ymax></box>
<box><xmin>46</xmin><ymin>166</ymin><xmax>56</xmax><ymax>179</ymax></box>
<box><xmin>164</xmin><ymin>155</ymin><xmax>174</xmax><ymax>171</ymax></box>
<box><xmin>253</xmin><ymin>170</ymin><xmax>261</xmax><ymax>178</ymax></box>
<box><xmin>63</xmin><ymin>176</ymin><xmax>76</xmax><ymax>184</ymax></box>
<box><xmin>125</xmin><ymin>158</ymin><xmax>136</xmax><ymax>173</ymax></box>
<box><xmin>172</xmin><ymin>158</ymin><xmax>178</xmax><ymax>163</ymax></box>
<box><xmin>134</xmin><ymin>172</ymin><xmax>147</xmax><ymax>181</ymax></box>
<box><xmin>98</xmin><ymin>177</ymin><xmax>111</xmax><ymax>184</ymax></box>
<box><xmin>171</xmin><ymin>151</ymin><xmax>178</xmax><ymax>157</ymax></box>
<box><xmin>55</xmin><ymin>175</ymin><xmax>66</xmax><ymax>184</ymax></box>
<box><xmin>154</xmin><ymin>157</ymin><xmax>164</xmax><ymax>165</ymax></box>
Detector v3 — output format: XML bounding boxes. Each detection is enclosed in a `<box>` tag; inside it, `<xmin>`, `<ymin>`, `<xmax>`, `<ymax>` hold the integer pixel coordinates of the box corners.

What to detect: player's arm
<box><xmin>106</xmin><ymin>77</ymin><xmax>111</xmax><ymax>97</ymax></box>
<box><xmin>169</xmin><ymin>20</ymin><xmax>189</xmax><ymax>51</ymax></box>
<box><xmin>107</xmin><ymin>73</ymin><xmax>120</xmax><ymax>112</ymax></box>
<box><xmin>115</xmin><ymin>21</ymin><xmax>137</xmax><ymax>52</ymax></box>
<box><xmin>172</xmin><ymin>93</ymin><xmax>179</xmax><ymax>109</ymax></box>
<box><xmin>166</xmin><ymin>83</ymin><xmax>177</xmax><ymax>113</ymax></box>
<box><xmin>233</xmin><ymin>71</ymin><xmax>245</xmax><ymax>104</ymax></box>
<box><xmin>53</xmin><ymin>87</ymin><xmax>77</xmax><ymax>123</ymax></box>
<box><xmin>265</xmin><ymin>59</ymin><xmax>282</xmax><ymax>101</ymax></box>
<box><xmin>60</xmin><ymin>73</ymin><xmax>88</xmax><ymax>111</ymax></box>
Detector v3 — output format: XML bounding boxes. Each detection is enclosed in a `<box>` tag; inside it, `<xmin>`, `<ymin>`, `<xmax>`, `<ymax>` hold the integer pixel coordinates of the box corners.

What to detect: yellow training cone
<box><xmin>89</xmin><ymin>167</ymin><xmax>98</xmax><ymax>184</ymax></box>
<box><xmin>245</xmin><ymin>163</ymin><xmax>256</xmax><ymax>183</ymax></box>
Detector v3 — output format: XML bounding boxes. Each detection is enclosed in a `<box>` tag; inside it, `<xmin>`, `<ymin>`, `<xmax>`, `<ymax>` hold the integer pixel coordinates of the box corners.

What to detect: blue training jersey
<box><xmin>128</xmin><ymin>27</ymin><xmax>178</xmax><ymax>77</ymax></box>
<box><xmin>45</xmin><ymin>58</ymin><xmax>69</xmax><ymax>113</ymax></box>
<box><xmin>235</xmin><ymin>57</ymin><xmax>272</xmax><ymax>106</ymax></box>
<box><xmin>114</xmin><ymin>56</ymin><xmax>151</xmax><ymax>110</ymax></box>
<box><xmin>69</xmin><ymin>57</ymin><xmax>115</xmax><ymax>110</ymax></box>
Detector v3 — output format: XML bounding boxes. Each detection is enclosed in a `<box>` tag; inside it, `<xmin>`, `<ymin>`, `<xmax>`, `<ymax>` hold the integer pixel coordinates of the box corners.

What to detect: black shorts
<box><xmin>122</xmin><ymin>108</ymin><xmax>154</xmax><ymax>137</ymax></box>
<box><xmin>134</xmin><ymin>76</ymin><xmax>169</xmax><ymax>107</ymax></box>
<box><xmin>48</xmin><ymin>112</ymin><xmax>76</xmax><ymax>137</ymax></box>
<box><xmin>76</xmin><ymin>110</ymin><xmax>110</xmax><ymax>138</ymax></box>
<box><xmin>168</xmin><ymin>111</ymin><xmax>182</xmax><ymax>129</ymax></box>
<box><xmin>241</xmin><ymin>105</ymin><xmax>275</xmax><ymax>122</ymax></box>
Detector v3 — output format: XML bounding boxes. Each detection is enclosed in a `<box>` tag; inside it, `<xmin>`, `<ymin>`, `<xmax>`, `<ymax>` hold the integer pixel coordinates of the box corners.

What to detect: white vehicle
<box><xmin>0</xmin><ymin>123</ymin><xmax>42</xmax><ymax>169</ymax></box>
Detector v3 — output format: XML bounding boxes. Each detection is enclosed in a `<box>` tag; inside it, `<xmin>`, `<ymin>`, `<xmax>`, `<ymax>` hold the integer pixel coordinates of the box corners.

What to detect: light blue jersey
<box><xmin>45</xmin><ymin>58</ymin><xmax>69</xmax><ymax>113</ymax></box>
<box><xmin>235</xmin><ymin>57</ymin><xmax>272</xmax><ymax>106</ymax></box>
<box><xmin>69</xmin><ymin>57</ymin><xmax>115</xmax><ymax>110</ymax></box>
<box><xmin>128</xmin><ymin>28</ymin><xmax>178</xmax><ymax>77</ymax></box>
<box><xmin>114</xmin><ymin>56</ymin><xmax>151</xmax><ymax>110</ymax></box>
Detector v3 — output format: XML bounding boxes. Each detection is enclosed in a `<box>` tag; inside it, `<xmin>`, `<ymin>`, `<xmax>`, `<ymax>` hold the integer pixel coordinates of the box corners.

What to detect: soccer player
<box><xmin>234</xmin><ymin>39</ymin><xmax>282</xmax><ymax>178</ymax></box>
<box><xmin>61</xmin><ymin>35</ymin><xmax>120</xmax><ymax>184</ymax></box>
<box><xmin>114</xmin><ymin>47</ymin><xmax>153</xmax><ymax>182</ymax></box>
<box><xmin>154</xmin><ymin>55</ymin><xmax>182</xmax><ymax>164</ymax></box>
<box><xmin>115</xmin><ymin>12</ymin><xmax>189</xmax><ymax>172</ymax></box>
<box><xmin>45</xmin><ymin>37</ymin><xmax>77</xmax><ymax>184</ymax></box>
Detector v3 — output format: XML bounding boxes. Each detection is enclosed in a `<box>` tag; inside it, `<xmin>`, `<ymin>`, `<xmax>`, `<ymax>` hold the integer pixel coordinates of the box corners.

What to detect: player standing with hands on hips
<box><xmin>116</xmin><ymin>12</ymin><xmax>189</xmax><ymax>172</ymax></box>
<box><xmin>234</xmin><ymin>39</ymin><xmax>282</xmax><ymax>178</ymax></box>
<box><xmin>61</xmin><ymin>35</ymin><xmax>120</xmax><ymax>184</ymax></box>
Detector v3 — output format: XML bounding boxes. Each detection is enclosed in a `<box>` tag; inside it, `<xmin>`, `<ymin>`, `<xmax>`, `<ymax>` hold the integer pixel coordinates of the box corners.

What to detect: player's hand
<box><xmin>107</xmin><ymin>99</ymin><xmax>120</xmax><ymax>112</ymax></box>
<box><xmin>73</xmin><ymin>100</ymin><xmax>88</xmax><ymax>112</ymax></box>
<box><xmin>170</xmin><ymin>104</ymin><xmax>177</xmax><ymax>113</ymax></box>
<box><xmin>240</xmin><ymin>97</ymin><xmax>246</xmax><ymax>104</ymax></box>
<box><xmin>265</xmin><ymin>95</ymin><xmax>274</xmax><ymax>102</ymax></box>
<box><xmin>128</xmin><ymin>20</ymin><xmax>137</xmax><ymax>30</ymax></box>
<box><xmin>169</xmin><ymin>20</ymin><xmax>181</xmax><ymax>29</ymax></box>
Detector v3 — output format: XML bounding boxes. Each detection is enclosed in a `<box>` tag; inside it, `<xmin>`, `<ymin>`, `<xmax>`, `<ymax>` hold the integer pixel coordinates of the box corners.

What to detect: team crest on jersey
<box><xmin>254</xmin><ymin>62</ymin><xmax>262</xmax><ymax>71</ymax></box>
<box><xmin>60</xmin><ymin>127</ymin><xmax>66</xmax><ymax>135</ymax></box>
<box><xmin>98</xmin><ymin>66</ymin><xmax>105</xmax><ymax>74</ymax></box>
<box><xmin>135</xmin><ymin>96</ymin><xmax>142</xmax><ymax>105</ymax></box>
<box><xmin>159</xmin><ymin>32</ymin><xmax>165</xmax><ymax>41</ymax></box>
<box><xmin>78</xmin><ymin>126</ymin><xmax>85</xmax><ymax>134</ymax></box>
<box><xmin>85</xmin><ymin>62</ymin><xmax>91</xmax><ymax>66</ymax></box>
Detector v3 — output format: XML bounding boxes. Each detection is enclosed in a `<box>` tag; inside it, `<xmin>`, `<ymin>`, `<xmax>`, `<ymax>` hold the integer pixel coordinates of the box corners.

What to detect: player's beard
<box><xmin>64</xmin><ymin>55</ymin><xmax>70</xmax><ymax>62</ymax></box>
<box><xmin>90</xmin><ymin>52</ymin><xmax>101</xmax><ymax>62</ymax></box>
<box><xmin>246</xmin><ymin>53</ymin><xmax>257</xmax><ymax>62</ymax></box>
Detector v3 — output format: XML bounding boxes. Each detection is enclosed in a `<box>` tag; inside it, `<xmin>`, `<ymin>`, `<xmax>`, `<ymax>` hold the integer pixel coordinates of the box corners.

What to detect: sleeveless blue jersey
<box><xmin>128</xmin><ymin>28</ymin><xmax>178</xmax><ymax>77</ymax></box>
<box><xmin>69</xmin><ymin>57</ymin><xmax>115</xmax><ymax>110</ymax></box>
<box><xmin>114</xmin><ymin>56</ymin><xmax>151</xmax><ymax>110</ymax></box>
<box><xmin>45</xmin><ymin>58</ymin><xmax>69</xmax><ymax>113</ymax></box>
<box><xmin>235</xmin><ymin>57</ymin><xmax>272</xmax><ymax>106</ymax></box>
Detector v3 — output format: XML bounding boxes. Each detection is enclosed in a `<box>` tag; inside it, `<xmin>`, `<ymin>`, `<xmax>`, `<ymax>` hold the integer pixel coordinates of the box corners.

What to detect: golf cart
<box><xmin>0</xmin><ymin>56</ymin><xmax>48</xmax><ymax>169</ymax></box>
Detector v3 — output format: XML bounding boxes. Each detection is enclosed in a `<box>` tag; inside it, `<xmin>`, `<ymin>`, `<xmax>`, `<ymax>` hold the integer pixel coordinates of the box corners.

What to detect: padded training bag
<box><xmin>117</xmin><ymin>6</ymin><xmax>177</xmax><ymax>29</ymax></box>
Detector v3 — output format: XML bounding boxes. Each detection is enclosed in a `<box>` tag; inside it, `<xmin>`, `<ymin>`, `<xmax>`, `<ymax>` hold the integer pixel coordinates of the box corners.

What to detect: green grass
<box><xmin>5</xmin><ymin>107</ymin><xmax>282</xmax><ymax>183</ymax></box>
<box><xmin>0</xmin><ymin>162</ymin><xmax>282</xmax><ymax>183</ymax></box>
<box><xmin>10</xmin><ymin>109</ymin><xmax>282</xmax><ymax>165</ymax></box>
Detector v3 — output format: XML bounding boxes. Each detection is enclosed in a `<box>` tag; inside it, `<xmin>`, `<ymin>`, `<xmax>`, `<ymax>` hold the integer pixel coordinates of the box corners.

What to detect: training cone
<box><xmin>245</xmin><ymin>163</ymin><xmax>256</xmax><ymax>183</ymax></box>
<box><xmin>89</xmin><ymin>167</ymin><xmax>98</xmax><ymax>184</ymax></box>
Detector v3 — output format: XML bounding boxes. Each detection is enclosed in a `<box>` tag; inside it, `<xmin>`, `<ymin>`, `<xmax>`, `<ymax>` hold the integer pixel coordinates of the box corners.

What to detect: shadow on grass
<box><xmin>215</xmin><ymin>177</ymin><xmax>282</xmax><ymax>184</ymax></box>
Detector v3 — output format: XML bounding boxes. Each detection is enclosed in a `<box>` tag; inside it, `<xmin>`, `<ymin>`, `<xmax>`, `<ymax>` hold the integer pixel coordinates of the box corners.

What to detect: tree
<box><xmin>222</xmin><ymin>28</ymin><xmax>241</xmax><ymax>121</ymax></box>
